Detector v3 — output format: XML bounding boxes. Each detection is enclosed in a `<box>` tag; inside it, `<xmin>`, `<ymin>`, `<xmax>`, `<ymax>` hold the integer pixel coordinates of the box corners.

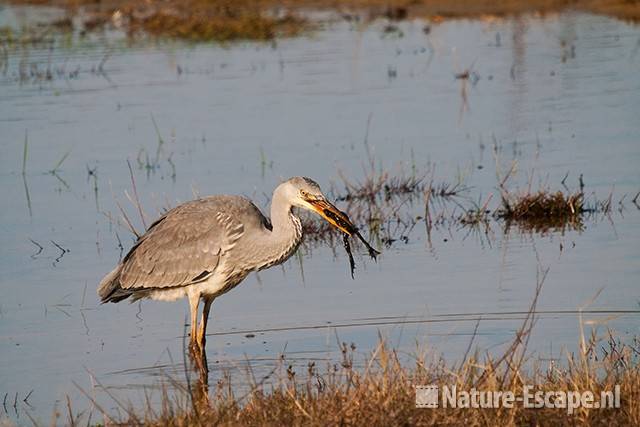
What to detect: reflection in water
<box><xmin>508</xmin><ymin>16</ymin><xmax>529</xmax><ymax>137</ymax></box>
<box><xmin>454</xmin><ymin>58</ymin><xmax>479</xmax><ymax>123</ymax></box>
<box><xmin>22</xmin><ymin>171</ymin><xmax>32</xmax><ymax>218</ymax></box>
<box><xmin>21</xmin><ymin>131</ymin><xmax>32</xmax><ymax>218</ymax></box>
<box><xmin>188</xmin><ymin>345</ymin><xmax>210</xmax><ymax>412</ymax></box>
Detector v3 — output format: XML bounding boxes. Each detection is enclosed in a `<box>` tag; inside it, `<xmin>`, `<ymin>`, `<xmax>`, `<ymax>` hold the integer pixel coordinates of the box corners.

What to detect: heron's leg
<box><xmin>197</xmin><ymin>297</ymin><xmax>214</xmax><ymax>349</ymax></box>
<box><xmin>187</xmin><ymin>291</ymin><xmax>200</xmax><ymax>344</ymax></box>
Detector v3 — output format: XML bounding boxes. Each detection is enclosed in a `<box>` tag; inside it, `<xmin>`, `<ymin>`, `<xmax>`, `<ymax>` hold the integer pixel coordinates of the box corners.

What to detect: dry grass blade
<box><xmin>72</xmin><ymin>381</ymin><xmax>116</xmax><ymax>425</ymax></box>
<box><xmin>126</xmin><ymin>159</ymin><xmax>148</xmax><ymax>230</ymax></box>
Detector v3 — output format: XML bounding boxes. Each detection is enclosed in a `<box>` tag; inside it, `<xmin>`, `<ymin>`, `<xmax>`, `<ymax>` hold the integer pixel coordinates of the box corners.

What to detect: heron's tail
<box><xmin>98</xmin><ymin>266</ymin><xmax>132</xmax><ymax>303</ymax></box>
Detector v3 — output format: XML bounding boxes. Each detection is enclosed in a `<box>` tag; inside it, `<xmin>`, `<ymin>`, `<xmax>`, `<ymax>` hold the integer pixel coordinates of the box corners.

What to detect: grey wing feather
<box><xmin>98</xmin><ymin>196</ymin><xmax>252</xmax><ymax>302</ymax></box>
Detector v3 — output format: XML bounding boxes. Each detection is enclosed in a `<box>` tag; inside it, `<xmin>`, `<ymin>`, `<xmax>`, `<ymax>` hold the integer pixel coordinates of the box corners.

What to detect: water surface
<box><xmin>1</xmin><ymin>8</ymin><xmax>639</xmax><ymax>423</ymax></box>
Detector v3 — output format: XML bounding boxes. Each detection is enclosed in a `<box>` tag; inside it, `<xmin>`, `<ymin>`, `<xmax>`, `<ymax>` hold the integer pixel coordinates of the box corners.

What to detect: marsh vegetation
<box><xmin>1</xmin><ymin>2</ymin><xmax>639</xmax><ymax>425</ymax></box>
<box><xmin>67</xmin><ymin>272</ymin><xmax>640</xmax><ymax>426</ymax></box>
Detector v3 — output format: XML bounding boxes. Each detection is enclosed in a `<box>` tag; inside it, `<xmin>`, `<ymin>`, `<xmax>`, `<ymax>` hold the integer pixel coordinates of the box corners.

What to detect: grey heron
<box><xmin>98</xmin><ymin>177</ymin><xmax>356</xmax><ymax>351</ymax></box>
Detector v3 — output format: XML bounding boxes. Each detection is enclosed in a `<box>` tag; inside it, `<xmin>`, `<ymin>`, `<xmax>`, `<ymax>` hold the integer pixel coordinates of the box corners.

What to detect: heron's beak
<box><xmin>306</xmin><ymin>198</ymin><xmax>356</xmax><ymax>236</ymax></box>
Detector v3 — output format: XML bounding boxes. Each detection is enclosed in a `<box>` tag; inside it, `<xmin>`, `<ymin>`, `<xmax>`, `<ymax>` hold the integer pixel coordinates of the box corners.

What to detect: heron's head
<box><xmin>281</xmin><ymin>177</ymin><xmax>356</xmax><ymax>236</ymax></box>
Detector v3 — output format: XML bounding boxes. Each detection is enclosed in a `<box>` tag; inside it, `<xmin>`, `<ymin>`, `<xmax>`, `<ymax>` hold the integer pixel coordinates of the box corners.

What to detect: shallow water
<box><xmin>1</xmin><ymin>7</ymin><xmax>639</xmax><ymax>423</ymax></box>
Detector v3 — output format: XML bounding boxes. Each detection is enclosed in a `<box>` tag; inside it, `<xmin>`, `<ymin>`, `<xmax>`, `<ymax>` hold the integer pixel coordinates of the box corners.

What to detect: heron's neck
<box><xmin>269</xmin><ymin>189</ymin><xmax>303</xmax><ymax>247</ymax></box>
<box><xmin>255</xmin><ymin>190</ymin><xmax>303</xmax><ymax>270</ymax></box>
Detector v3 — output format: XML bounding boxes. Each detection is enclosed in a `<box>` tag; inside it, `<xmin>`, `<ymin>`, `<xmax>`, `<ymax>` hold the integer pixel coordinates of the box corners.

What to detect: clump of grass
<box><xmin>459</xmin><ymin>202</ymin><xmax>492</xmax><ymax>228</ymax></box>
<box><xmin>337</xmin><ymin>172</ymin><xmax>424</xmax><ymax>201</ymax></box>
<box><xmin>334</xmin><ymin>155</ymin><xmax>467</xmax><ymax>204</ymax></box>
<box><xmin>125</xmin><ymin>2</ymin><xmax>306</xmax><ymax>42</ymax></box>
<box><xmin>335</xmin><ymin>167</ymin><xmax>426</xmax><ymax>203</ymax></box>
<box><xmin>3</xmin><ymin>1</ymin><xmax>307</xmax><ymax>43</ymax></box>
<box><xmin>324</xmin><ymin>143</ymin><xmax>468</xmax><ymax>248</ymax></box>
<box><xmin>497</xmin><ymin>190</ymin><xmax>585</xmax><ymax>232</ymax></box>
<box><xmin>491</xmin><ymin>158</ymin><xmax>589</xmax><ymax>233</ymax></box>
<box><xmin>308</xmin><ymin>171</ymin><xmax>426</xmax><ymax>249</ymax></box>
<box><xmin>498</xmin><ymin>190</ymin><xmax>584</xmax><ymax>220</ymax></box>
<box><xmin>296</xmin><ymin>141</ymin><xmax>432</xmax><ymax>250</ymax></box>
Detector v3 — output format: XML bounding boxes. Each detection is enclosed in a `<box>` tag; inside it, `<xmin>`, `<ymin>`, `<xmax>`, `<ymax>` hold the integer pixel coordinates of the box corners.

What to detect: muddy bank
<box><xmin>5</xmin><ymin>0</ymin><xmax>640</xmax><ymax>42</ymax></box>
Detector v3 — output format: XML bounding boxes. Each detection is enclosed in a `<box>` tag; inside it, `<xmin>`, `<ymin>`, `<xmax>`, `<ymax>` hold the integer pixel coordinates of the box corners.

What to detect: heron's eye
<box><xmin>300</xmin><ymin>190</ymin><xmax>309</xmax><ymax>197</ymax></box>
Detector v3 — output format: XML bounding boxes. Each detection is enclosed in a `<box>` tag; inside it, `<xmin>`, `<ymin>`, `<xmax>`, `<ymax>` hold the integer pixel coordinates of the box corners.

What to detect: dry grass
<box><xmin>5</xmin><ymin>0</ymin><xmax>640</xmax><ymax>42</ymax></box>
<box><xmin>499</xmin><ymin>190</ymin><xmax>584</xmax><ymax>219</ymax></box>
<box><xmin>497</xmin><ymin>190</ymin><xmax>585</xmax><ymax>232</ymax></box>
<box><xmin>176</xmin><ymin>346</ymin><xmax>639</xmax><ymax>426</ymax></box>
<box><xmin>5</xmin><ymin>0</ymin><xmax>308</xmax><ymax>42</ymax></box>
<box><xmin>122</xmin><ymin>1</ymin><xmax>306</xmax><ymax>42</ymax></box>
<box><xmin>75</xmin><ymin>270</ymin><xmax>640</xmax><ymax>426</ymax></box>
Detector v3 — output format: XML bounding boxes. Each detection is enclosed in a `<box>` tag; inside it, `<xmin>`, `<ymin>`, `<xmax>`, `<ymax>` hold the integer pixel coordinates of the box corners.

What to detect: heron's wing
<box><xmin>117</xmin><ymin>201</ymin><xmax>245</xmax><ymax>290</ymax></box>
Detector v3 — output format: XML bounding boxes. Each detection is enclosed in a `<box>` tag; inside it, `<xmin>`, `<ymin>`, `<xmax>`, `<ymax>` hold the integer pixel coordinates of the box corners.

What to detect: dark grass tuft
<box><xmin>497</xmin><ymin>190</ymin><xmax>585</xmax><ymax>232</ymax></box>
